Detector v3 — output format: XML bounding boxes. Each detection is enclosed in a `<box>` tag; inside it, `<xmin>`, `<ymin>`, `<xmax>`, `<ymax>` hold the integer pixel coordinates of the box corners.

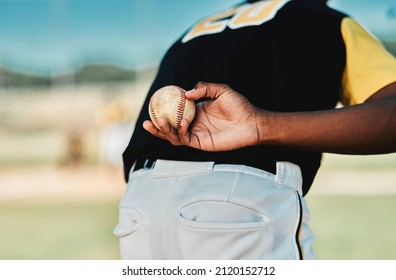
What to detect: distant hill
<box><xmin>74</xmin><ymin>64</ymin><xmax>136</xmax><ymax>84</ymax></box>
<box><xmin>0</xmin><ymin>63</ymin><xmax>143</xmax><ymax>88</ymax></box>
<box><xmin>0</xmin><ymin>41</ymin><xmax>395</xmax><ymax>88</ymax></box>
<box><xmin>0</xmin><ymin>67</ymin><xmax>51</xmax><ymax>88</ymax></box>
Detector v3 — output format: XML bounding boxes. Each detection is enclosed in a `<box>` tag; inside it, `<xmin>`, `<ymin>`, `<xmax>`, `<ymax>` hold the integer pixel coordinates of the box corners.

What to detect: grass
<box><xmin>307</xmin><ymin>195</ymin><xmax>396</xmax><ymax>260</ymax></box>
<box><xmin>0</xmin><ymin>196</ymin><xmax>395</xmax><ymax>260</ymax></box>
<box><xmin>0</xmin><ymin>199</ymin><xmax>120</xmax><ymax>260</ymax></box>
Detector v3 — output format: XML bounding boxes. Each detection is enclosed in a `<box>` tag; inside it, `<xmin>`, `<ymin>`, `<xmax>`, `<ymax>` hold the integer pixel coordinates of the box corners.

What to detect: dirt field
<box><xmin>0</xmin><ymin>165</ymin><xmax>126</xmax><ymax>203</ymax></box>
<box><xmin>0</xmin><ymin>155</ymin><xmax>395</xmax><ymax>204</ymax></box>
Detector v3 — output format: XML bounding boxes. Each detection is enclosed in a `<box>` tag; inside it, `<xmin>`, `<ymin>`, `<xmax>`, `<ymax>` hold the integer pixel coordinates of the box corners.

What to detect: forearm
<box><xmin>259</xmin><ymin>97</ymin><xmax>396</xmax><ymax>155</ymax></box>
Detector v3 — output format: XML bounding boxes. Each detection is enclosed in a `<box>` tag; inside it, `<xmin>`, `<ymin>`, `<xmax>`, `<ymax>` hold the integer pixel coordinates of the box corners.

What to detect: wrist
<box><xmin>256</xmin><ymin>109</ymin><xmax>279</xmax><ymax>145</ymax></box>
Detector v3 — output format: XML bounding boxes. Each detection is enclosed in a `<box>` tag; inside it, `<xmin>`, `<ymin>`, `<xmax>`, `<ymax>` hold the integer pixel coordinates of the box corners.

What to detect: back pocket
<box><xmin>113</xmin><ymin>207</ymin><xmax>143</xmax><ymax>238</ymax></box>
<box><xmin>179</xmin><ymin>201</ymin><xmax>272</xmax><ymax>229</ymax></box>
<box><xmin>176</xmin><ymin>201</ymin><xmax>274</xmax><ymax>259</ymax></box>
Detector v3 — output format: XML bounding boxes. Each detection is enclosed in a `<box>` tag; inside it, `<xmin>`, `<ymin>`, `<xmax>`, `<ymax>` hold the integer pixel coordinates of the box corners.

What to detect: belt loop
<box><xmin>275</xmin><ymin>162</ymin><xmax>303</xmax><ymax>195</ymax></box>
<box><xmin>143</xmin><ymin>159</ymin><xmax>156</xmax><ymax>170</ymax></box>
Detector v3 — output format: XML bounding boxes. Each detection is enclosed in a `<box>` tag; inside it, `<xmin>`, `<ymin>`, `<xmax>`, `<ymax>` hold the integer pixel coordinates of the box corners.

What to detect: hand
<box><xmin>144</xmin><ymin>81</ymin><xmax>396</xmax><ymax>154</ymax></box>
<box><xmin>143</xmin><ymin>82</ymin><xmax>262</xmax><ymax>151</ymax></box>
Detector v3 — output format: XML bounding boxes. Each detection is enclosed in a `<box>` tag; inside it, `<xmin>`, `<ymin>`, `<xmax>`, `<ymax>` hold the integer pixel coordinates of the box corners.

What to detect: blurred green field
<box><xmin>0</xmin><ymin>199</ymin><xmax>120</xmax><ymax>260</ymax></box>
<box><xmin>308</xmin><ymin>195</ymin><xmax>396</xmax><ymax>260</ymax></box>
<box><xmin>0</xmin><ymin>196</ymin><xmax>395</xmax><ymax>260</ymax></box>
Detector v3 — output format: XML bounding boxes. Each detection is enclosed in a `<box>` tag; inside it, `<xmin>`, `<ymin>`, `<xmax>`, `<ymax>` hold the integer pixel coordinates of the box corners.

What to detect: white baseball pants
<box><xmin>114</xmin><ymin>160</ymin><xmax>316</xmax><ymax>259</ymax></box>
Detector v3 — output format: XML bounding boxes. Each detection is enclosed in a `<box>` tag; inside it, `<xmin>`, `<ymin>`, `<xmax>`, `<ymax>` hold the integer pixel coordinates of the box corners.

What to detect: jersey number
<box><xmin>182</xmin><ymin>0</ymin><xmax>290</xmax><ymax>43</ymax></box>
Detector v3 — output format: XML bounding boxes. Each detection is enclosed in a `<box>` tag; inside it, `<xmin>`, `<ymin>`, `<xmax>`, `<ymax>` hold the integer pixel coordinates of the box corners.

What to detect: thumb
<box><xmin>185</xmin><ymin>82</ymin><xmax>228</xmax><ymax>100</ymax></box>
<box><xmin>185</xmin><ymin>87</ymin><xmax>206</xmax><ymax>101</ymax></box>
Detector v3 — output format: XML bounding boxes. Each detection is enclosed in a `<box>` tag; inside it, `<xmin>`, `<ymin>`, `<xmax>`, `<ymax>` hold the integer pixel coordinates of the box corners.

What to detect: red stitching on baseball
<box><xmin>149</xmin><ymin>94</ymin><xmax>161</xmax><ymax>129</ymax></box>
<box><xmin>175</xmin><ymin>88</ymin><xmax>185</xmax><ymax>128</ymax></box>
<box><xmin>150</xmin><ymin>85</ymin><xmax>186</xmax><ymax>129</ymax></box>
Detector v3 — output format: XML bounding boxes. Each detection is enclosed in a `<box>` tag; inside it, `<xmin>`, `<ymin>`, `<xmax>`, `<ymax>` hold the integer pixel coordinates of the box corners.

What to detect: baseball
<box><xmin>149</xmin><ymin>85</ymin><xmax>196</xmax><ymax>129</ymax></box>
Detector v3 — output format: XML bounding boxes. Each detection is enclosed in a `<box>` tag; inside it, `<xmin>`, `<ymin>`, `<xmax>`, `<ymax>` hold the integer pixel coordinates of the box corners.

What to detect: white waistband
<box><xmin>141</xmin><ymin>159</ymin><xmax>303</xmax><ymax>195</ymax></box>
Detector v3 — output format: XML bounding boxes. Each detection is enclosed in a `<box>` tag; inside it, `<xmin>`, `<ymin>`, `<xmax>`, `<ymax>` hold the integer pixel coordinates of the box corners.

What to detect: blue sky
<box><xmin>0</xmin><ymin>0</ymin><xmax>395</xmax><ymax>75</ymax></box>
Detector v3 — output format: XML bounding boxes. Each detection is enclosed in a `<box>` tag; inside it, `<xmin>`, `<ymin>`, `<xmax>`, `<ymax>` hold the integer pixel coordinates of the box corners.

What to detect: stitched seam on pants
<box><xmin>274</xmin><ymin>162</ymin><xmax>284</xmax><ymax>185</ymax></box>
<box><xmin>226</xmin><ymin>172</ymin><xmax>241</xmax><ymax>202</ymax></box>
<box><xmin>294</xmin><ymin>191</ymin><xmax>304</xmax><ymax>260</ymax></box>
<box><xmin>214</xmin><ymin>164</ymin><xmax>275</xmax><ymax>180</ymax></box>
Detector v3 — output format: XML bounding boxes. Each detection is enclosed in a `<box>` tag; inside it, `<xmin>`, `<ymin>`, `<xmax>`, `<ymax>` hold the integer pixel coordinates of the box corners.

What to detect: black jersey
<box><xmin>122</xmin><ymin>0</ymin><xmax>396</xmax><ymax>195</ymax></box>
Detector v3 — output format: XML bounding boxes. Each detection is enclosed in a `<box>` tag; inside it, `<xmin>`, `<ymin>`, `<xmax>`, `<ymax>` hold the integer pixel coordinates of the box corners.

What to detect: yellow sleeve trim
<box><xmin>340</xmin><ymin>17</ymin><xmax>396</xmax><ymax>105</ymax></box>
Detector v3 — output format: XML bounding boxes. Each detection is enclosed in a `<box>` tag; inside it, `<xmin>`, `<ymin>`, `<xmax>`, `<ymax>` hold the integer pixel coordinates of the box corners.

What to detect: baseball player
<box><xmin>114</xmin><ymin>0</ymin><xmax>396</xmax><ymax>259</ymax></box>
